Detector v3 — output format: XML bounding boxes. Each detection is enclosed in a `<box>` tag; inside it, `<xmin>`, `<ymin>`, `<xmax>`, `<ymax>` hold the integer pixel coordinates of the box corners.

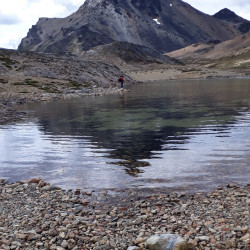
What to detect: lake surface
<box><xmin>0</xmin><ymin>79</ymin><xmax>250</xmax><ymax>192</ymax></box>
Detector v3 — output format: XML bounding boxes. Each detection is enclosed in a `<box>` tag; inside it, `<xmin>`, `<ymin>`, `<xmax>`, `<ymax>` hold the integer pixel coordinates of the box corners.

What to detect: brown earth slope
<box><xmin>166</xmin><ymin>31</ymin><xmax>250</xmax><ymax>72</ymax></box>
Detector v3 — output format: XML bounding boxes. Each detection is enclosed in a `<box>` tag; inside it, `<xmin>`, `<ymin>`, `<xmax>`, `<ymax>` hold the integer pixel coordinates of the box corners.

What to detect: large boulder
<box><xmin>145</xmin><ymin>234</ymin><xmax>194</xmax><ymax>250</ymax></box>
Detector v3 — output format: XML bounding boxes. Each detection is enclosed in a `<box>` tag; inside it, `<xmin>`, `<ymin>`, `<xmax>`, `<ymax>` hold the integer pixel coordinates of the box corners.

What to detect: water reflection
<box><xmin>1</xmin><ymin>79</ymin><xmax>250</xmax><ymax>191</ymax></box>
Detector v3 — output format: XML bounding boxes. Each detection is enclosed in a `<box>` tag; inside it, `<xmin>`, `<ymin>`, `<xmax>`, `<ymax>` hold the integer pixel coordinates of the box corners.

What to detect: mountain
<box><xmin>213</xmin><ymin>8</ymin><xmax>250</xmax><ymax>34</ymax></box>
<box><xmin>18</xmin><ymin>0</ymin><xmax>241</xmax><ymax>54</ymax></box>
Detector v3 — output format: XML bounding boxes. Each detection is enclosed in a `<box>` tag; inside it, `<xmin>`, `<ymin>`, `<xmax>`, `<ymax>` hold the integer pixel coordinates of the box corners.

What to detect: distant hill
<box><xmin>167</xmin><ymin>31</ymin><xmax>250</xmax><ymax>59</ymax></box>
<box><xmin>166</xmin><ymin>31</ymin><xmax>250</xmax><ymax>71</ymax></box>
<box><xmin>18</xmin><ymin>0</ymin><xmax>241</xmax><ymax>54</ymax></box>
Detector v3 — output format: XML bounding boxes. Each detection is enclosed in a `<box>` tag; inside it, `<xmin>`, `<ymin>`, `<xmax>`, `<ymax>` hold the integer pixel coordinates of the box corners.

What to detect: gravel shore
<box><xmin>0</xmin><ymin>179</ymin><xmax>249</xmax><ymax>249</ymax></box>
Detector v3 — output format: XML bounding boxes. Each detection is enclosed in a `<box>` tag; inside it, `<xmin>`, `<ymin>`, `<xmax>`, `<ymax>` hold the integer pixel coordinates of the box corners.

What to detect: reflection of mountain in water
<box><xmin>26</xmin><ymin>80</ymin><xmax>250</xmax><ymax>176</ymax></box>
<box><xmin>38</xmin><ymin>112</ymin><xmax>193</xmax><ymax>176</ymax></box>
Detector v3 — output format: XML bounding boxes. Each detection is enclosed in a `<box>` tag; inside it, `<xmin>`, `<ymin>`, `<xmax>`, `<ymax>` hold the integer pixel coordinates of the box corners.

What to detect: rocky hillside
<box><xmin>82</xmin><ymin>41</ymin><xmax>181</xmax><ymax>68</ymax></box>
<box><xmin>18</xmin><ymin>0</ymin><xmax>241</xmax><ymax>54</ymax></box>
<box><xmin>1</xmin><ymin>39</ymin><xmax>183</xmax><ymax>104</ymax></box>
<box><xmin>0</xmin><ymin>48</ymin><xmax>133</xmax><ymax>107</ymax></box>
<box><xmin>213</xmin><ymin>8</ymin><xmax>250</xmax><ymax>34</ymax></box>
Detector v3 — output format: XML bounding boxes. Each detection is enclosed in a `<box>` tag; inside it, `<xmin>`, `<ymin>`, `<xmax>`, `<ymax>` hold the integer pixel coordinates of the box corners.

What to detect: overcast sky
<box><xmin>0</xmin><ymin>0</ymin><xmax>250</xmax><ymax>50</ymax></box>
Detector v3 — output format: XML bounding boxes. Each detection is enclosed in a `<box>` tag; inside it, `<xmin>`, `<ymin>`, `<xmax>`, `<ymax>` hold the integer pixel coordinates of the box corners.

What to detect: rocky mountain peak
<box><xmin>214</xmin><ymin>8</ymin><xmax>244</xmax><ymax>23</ymax></box>
<box><xmin>18</xmin><ymin>0</ymin><xmax>241</xmax><ymax>55</ymax></box>
<box><xmin>213</xmin><ymin>8</ymin><xmax>250</xmax><ymax>34</ymax></box>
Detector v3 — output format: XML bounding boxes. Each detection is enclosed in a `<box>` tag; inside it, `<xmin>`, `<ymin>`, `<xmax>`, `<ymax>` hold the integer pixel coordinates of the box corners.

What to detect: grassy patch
<box><xmin>68</xmin><ymin>80</ymin><xmax>92</xmax><ymax>89</ymax></box>
<box><xmin>82</xmin><ymin>82</ymin><xmax>92</xmax><ymax>88</ymax></box>
<box><xmin>68</xmin><ymin>80</ymin><xmax>82</xmax><ymax>89</ymax></box>
<box><xmin>215</xmin><ymin>49</ymin><xmax>250</xmax><ymax>70</ymax></box>
<box><xmin>25</xmin><ymin>79</ymin><xmax>40</xmax><ymax>87</ymax></box>
<box><xmin>0</xmin><ymin>56</ymin><xmax>18</xmax><ymax>69</ymax></box>
<box><xmin>235</xmin><ymin>49</ymin><xmax>250</xmax><ymax>61</ymax></box>
<box><xmin>41</xmin><ymin>86</ymin><xmax>62</xmax><ymax>94</ymax></box>
<box><xmin>13</xmin><ymin>82</ymin><xmax>26</xmax><ymax>86</ymax></box>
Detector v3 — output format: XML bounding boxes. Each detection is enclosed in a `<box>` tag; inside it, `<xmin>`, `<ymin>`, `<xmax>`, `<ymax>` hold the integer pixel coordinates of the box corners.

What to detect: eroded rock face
<box><xmin>18</xmin><ymin>0</ymin><xmax>240</xmax><ymax>54</ymax></box>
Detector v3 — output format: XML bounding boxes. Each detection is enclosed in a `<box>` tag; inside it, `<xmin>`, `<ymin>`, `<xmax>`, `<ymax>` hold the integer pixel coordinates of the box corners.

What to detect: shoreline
<box><xmin>1</xmin><ymin>67</ymin><xmax>249</xmax><ymax>125</ymax></box>
<box><xmin>125</xmin><ymin>64</ymin><xmax>250</xmax><ymax>82</ymax></box>
<box><xmin>0</xmin><ymin>178</ymin><xmax>249</xmax><ymax>249</ymax></box>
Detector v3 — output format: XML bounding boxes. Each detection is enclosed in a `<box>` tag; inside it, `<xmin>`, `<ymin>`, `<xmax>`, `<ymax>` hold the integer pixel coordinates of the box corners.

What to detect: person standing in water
<box><xmin>118</xmin><ymin>76</ymin><xmax>124</xmax><ymax>90</ymax></box>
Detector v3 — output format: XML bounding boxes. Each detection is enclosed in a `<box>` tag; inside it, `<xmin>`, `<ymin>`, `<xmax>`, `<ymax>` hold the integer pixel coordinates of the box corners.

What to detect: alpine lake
<box><xmin>1</xmin><ymin>79</ymin><xmax>250</xmax><ymax>193</ymax></box>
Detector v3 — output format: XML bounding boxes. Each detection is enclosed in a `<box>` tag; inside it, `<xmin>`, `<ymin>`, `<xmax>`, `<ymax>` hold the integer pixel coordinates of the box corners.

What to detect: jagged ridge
<box><xmin>19</xmin><ymin>0</ymin><xmax>241</xmax><ymax>54</ymax></box>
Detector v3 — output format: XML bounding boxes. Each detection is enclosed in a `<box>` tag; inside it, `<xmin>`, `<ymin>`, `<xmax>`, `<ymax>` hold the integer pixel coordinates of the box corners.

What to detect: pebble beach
<box><xmin>0</xmin><ymin>178</ymin><xmax>249</xmax><ymax>249</ymax></box>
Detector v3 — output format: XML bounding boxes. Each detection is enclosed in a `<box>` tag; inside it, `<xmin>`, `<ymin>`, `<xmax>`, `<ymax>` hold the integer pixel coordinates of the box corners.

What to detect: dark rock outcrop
<box><xmin>213</xmin><ymin>8</ymin><xmax>250</xmax><ymax>34</ymax></box>
<box><xmin>19</xmin><ymin>0</ymin><xmax>240</xmax><ymax>54</ymax></box>
<box><xmin>82</xmin><ymin>41</ymin><xmax>182</xmax><ymax>66</ymax></box>
<box><xmin>214</xmin><ymin>8</ymin><xmax>244</xmax><ymax>23</ymax></box>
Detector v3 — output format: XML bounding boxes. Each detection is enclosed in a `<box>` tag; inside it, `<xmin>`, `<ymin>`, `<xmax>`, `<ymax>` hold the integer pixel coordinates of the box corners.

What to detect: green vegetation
<box><xmin>41</xmin><ymin>85</ymin><xmax>62</xmax><ymax>94</ymax></box>
<box><xmin>68</xmin><ymin>80</ymin><xmax>82</xmax><ymax>89</ymax></box>
<box><xmin>214</xmin><ymin>49</ymin><xmax>250</xmax><ymax>70</ymax></box>
<box><xmin>82</xmin><ymin>82</ymin><xmax>92</xmax><ymax>88</ymax></box>
<box><xmin>12</xmin><ymin>78</ymin><xmax>91</xmax><ymax>95</ymax></box>
<box><xmin>13</xmin><ymin>80</ymin><xmax>41</xmax><ymax>88</ymax></box>
<box><xmin>68</xmin><ymin>80</ymin><xmax>91</xmax><ymax>89</ymax></box>
<box><xmin>13</xmin><ymin>79</ymin><xmax>61</xmax><ymax>93</ymax></box>
<box><xmin>232</xmin><ymin>50</ymin><xmax>250</xmax><ymax>70</ymax></box>
<box><xmin>13</xmin><ymin>82</ymin><xmax>26</xmax><ymax>86</ymax></box>
<box><xmin>25</xmin><ymin>79</ymin><xmax>40</xmax><ymax>87</ymax></box>
<box><xmin>0</xmin><ymin>56</ymin><xmax>18</xmax><ymax>69</ymax></box>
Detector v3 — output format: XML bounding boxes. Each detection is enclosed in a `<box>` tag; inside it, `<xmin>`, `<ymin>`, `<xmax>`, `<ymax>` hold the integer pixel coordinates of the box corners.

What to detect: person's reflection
<box><xmin>120</xmin><ymin>92</ymin><xmax>125</xmax><ymax>105</ymax></box>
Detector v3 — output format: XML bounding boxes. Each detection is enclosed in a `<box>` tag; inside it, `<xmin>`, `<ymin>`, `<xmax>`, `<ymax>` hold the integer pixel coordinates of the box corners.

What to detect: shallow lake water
<box><xmin>0</xmin><ymin>79</ymin><xmax>250</xmax><ymax>192</ymax></box>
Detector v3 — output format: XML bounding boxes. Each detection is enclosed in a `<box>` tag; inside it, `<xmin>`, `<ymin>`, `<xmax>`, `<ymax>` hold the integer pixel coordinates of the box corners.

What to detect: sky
<box><xmin>0</xmin><ymin>0</ymin><xmax>250</xmax><ymax>50</ymax></box>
